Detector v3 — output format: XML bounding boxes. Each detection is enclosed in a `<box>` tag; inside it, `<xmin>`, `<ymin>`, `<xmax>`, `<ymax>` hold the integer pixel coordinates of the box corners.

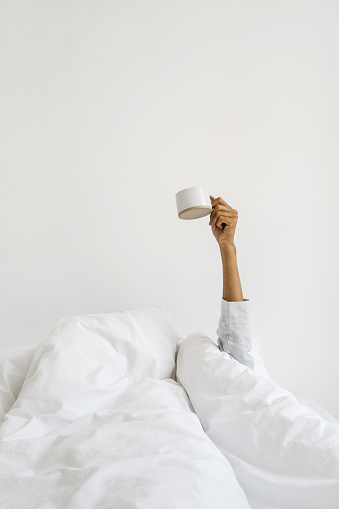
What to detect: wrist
<box><xmin>220</xmin><ymin>243</ymin><xmax>236</xmax><ymax>258</ymax></box>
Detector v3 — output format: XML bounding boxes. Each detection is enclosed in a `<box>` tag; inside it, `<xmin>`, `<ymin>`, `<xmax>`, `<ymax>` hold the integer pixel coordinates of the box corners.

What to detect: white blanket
<box><xmin>177</xmin><ymin>332</ymin><xmax>339</xmax><ymax>509</ymax></box>
<box><xmin>0</xmin><ymin>307</ymin><xmax>251</xmax><ymax>509</ymax></box>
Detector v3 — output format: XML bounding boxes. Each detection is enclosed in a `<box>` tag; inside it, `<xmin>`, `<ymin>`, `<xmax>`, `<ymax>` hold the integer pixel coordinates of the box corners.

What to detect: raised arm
<box><xmin>209</xmin><ymin>197</ymin><xmax>243</xmax><ymax>302</ymax></box>
<box><xmin>209</xmin><ymin>196</ymin><xmax>254</xmax><ymax>369</ymax></box>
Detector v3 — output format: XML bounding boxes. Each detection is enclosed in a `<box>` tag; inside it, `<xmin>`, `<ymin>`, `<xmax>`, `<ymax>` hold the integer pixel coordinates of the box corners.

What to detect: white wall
<box><xmin>1</xmin><ymin>0</ymin><xmax>338</xmax><ymax>418</ymax></box>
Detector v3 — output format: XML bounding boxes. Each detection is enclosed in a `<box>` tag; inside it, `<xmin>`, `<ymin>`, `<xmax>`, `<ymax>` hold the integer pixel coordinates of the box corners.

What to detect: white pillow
<box><xmin>0</xmin><ymin>306</ymin><xmax>184</xmax><ymax>422</ymax></box>
<box><xmin>0</xmin><ymin>345</ymin><xmax>38</xmax><ymax>364</ymax></box>
<box><xmin>177</xmin><ymin>332</ymin><xmax>339</xmax><ymax>509</ymax></box>
<box><xmin>50</xmin><ymin>305</ymin><xmax>184</xmax><ymax>380</ymax></box>
<box><xmin>1</xmin><ymin>306</ymin><xmax>183</xmax><ymax>380</ymax></box>
<box><xmin>0</xmin><ymin>346</ymin><xmax>37</xmax><ymax>422</ymax></box>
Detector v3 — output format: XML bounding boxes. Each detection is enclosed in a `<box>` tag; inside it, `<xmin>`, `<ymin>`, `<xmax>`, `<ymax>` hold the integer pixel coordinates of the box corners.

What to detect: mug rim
<box><xmin>175</xmin><ymin>186</ymin><xmax>208</xmax><ymax>198</ymax></box>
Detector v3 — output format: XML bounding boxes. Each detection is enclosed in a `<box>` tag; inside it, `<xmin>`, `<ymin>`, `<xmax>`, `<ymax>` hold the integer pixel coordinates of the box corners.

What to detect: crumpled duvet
<box><xmin>0</xmin><ymin>307</ymin><xmax>250</xmax><ymax>509</ymax></box>
<box><xmin>177</xmin><ymin>332</ymin><xmax>339</xmax><ymax>509</ymax></box>
<box><xmin>1</xmin><ymin>306</ymin><xmax>338</xmax><ymax>509</ymax></box>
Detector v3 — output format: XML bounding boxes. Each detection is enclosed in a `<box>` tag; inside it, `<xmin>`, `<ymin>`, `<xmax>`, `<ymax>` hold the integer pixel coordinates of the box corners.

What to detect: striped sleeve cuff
<box><xmin>217</xmin><ymin>298</ymin><xmax>255</xmax><ymax>370</ymax></box>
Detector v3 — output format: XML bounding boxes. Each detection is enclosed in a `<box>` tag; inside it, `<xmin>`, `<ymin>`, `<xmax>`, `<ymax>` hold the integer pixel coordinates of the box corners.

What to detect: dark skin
<box><xmin>209</xmin><ymin>197</ymin><xmax>244</xmax><ymax>302</ymax></box>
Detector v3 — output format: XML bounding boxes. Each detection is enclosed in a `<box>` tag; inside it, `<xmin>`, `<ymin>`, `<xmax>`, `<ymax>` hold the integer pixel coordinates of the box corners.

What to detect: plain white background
<box><xmin>1</xmin><ymin>0</ymin><xmax>338</xmax><ymax>418</ymax></box>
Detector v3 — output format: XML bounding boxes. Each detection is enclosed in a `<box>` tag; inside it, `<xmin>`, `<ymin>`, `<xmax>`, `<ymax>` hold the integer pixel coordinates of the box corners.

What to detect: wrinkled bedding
<box><xmin>177</xmin><ymin>332</ymin><xmax>339</xmax><ymax>509</ymax></box>
<box><xmin>1</xmin><ymin>306</ymin><xmax>338</xmax><ymax>509</ymax></box>
<box><xmin>0</xmin><ymin>307</ymin><xmax>250</xmax><ymax>509</ymax></box>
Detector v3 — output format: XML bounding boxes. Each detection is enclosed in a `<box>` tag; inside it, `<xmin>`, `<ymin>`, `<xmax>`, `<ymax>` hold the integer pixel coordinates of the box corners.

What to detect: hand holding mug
<box><xmin>209</xmin><ymin>197</ymin><xmax>238</xmax><ymax>249</ymax></box>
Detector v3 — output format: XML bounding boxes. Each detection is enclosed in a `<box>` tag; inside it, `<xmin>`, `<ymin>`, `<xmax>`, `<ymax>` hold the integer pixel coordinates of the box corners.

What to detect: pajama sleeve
<box><xmin>217</xmin><ymin>298</ymin><xmax>255</xmax><ymax>370</ymax></box>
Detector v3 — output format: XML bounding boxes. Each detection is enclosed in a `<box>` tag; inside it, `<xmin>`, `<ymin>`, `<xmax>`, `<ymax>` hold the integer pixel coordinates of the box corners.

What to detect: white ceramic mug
<box><xmin>175</xmin><ymin>186</ymin><xmax>213</xmax><ymax>220</ymax></box>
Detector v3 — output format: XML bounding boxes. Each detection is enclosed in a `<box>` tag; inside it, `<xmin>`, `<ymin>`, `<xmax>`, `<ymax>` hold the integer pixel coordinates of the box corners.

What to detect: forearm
<box><xmin>220</xmin><ymin>244</ymin><xmax>244</xmax><ymax>302</ymax></box>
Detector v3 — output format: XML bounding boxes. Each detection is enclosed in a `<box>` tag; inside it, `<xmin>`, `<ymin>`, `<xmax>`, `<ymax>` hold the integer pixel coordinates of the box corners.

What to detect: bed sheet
<box><xmin>1</xmin><ymin>307</ymin><xmax>338</xmax><ymax>509</ymax></box>
<box><xmin>177</xmin><ymin>332</ymin><xmax>339</xmax><ymax>509</ymax></box>
<box><xmin>0</xmin><ymin>307</ymin><xmax>251</xmax><ymax>509</ymax></box>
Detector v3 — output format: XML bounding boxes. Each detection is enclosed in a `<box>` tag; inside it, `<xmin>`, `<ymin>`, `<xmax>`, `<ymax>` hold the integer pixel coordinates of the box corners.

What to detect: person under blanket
<box><xmin>210</xmin><ymin>198</ymin><xmax>339</xmax><ymax>426</ymax></box>
<box><xmin>210</xmin><ymin>196</ymin><xmax>255</xmax><ymax>370</ymax></box>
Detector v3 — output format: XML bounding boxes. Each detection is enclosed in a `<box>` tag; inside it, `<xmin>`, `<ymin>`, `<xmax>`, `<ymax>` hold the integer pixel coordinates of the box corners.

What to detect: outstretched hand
<box><xmin>209</xmin><ymin>197</ymin><xmax>238</xmax><ymax>249</ymax></box>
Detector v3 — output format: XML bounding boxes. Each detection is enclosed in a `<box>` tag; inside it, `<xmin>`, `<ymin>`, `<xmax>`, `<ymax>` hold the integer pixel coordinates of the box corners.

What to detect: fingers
<box><xmin>209</xmin><ymin>199</ymin><xmax>238</xmax><ymax>229</ymax></box>
<box><xmin>211</xmin><ymin>214</ymin><xmax>235</xmax><ymax>228</ymax></box>
<box><xmin>217</xmin><ymin>215</ymin><xmax>233</xmax><ymax>228</ymax></box>
<box><xmin>210</xmin><ymin>212</ymin><xmax>237</xmax><ymax>229</ymax></box>
<box><xmin>210</xmin><ymin>196</ymin><xmax>232</xmax><ymax>209</ymax></box>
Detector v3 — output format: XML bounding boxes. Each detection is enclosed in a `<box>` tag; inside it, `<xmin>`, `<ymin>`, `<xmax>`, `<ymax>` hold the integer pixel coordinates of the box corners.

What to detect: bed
<box><xmin>0</xmin><ymin>305</ymin><xmax>338</xmax><ymax>508</ymax></box>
